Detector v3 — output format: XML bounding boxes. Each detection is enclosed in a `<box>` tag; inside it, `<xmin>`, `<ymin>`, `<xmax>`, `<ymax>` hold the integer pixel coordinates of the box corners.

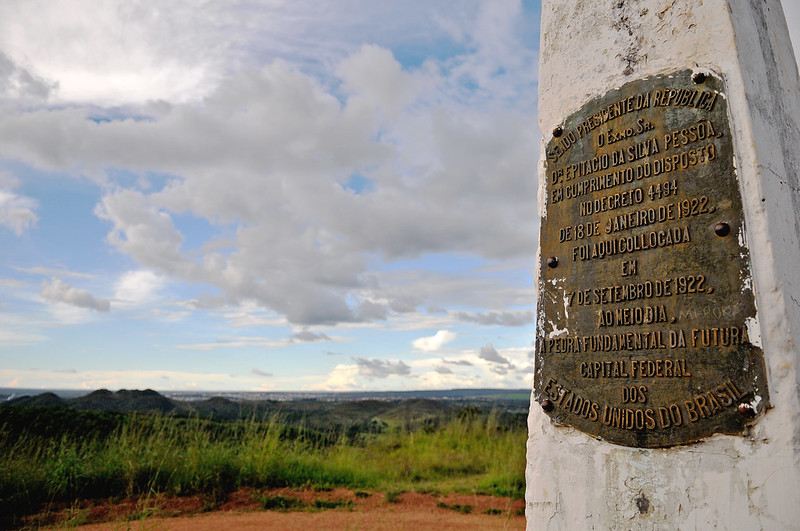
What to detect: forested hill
<box><xmin>1</xmin><ymin>388</ymin><xmax>529</xmax><ymax>434</ymax></box>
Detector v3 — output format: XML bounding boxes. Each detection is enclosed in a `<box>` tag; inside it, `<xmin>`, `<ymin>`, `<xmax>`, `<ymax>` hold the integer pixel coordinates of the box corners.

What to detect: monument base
<box><xmin>527</xmin><ymin>403</ymin><xmax>800</xmax><ymax>528</ymax></box>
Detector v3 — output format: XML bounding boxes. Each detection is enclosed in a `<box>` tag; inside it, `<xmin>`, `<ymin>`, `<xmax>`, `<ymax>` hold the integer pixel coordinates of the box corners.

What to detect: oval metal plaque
<box><xmin>534</xmin><ymin>70</ymin><xmax>769</xmax><ymax>448</ymax></box>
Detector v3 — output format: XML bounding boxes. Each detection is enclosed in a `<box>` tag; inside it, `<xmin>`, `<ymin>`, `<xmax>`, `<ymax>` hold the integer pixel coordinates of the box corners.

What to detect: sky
<box><xmin>0</xmin><ymin>1</ymin><xmax>798</xmax><ymax>393</ymax></box>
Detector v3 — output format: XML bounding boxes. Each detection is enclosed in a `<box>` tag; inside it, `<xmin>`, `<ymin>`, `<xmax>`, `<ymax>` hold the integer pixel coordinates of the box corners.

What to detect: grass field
<box><xmin>0</xmin><ymin>403</ymin><xmax>526</xmax><ymax>528</ymax></box>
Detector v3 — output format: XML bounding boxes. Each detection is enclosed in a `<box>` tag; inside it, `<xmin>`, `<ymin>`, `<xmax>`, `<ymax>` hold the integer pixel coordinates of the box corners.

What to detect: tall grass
<box><xmin>0</xmin><ymin>409</ymin><xmax>525</xmax><ymax>527</ymax></box>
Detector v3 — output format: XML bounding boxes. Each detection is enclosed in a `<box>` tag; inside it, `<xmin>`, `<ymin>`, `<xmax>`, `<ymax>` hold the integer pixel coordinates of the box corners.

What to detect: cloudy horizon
<box><xmin>0</xmin><ymin>1</ymin><xmax>798</xmax><ymax>392</ymax></box>
<box><xmin>0</xmin><ymin>1</ymin><xmax>540</xmax><ymax>392</ymax></box>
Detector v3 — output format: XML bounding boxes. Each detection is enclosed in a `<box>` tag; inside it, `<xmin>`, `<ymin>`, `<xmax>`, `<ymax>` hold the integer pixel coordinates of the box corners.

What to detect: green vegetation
<box><xmin>313</xmin><ymin>498</ymin><xmax>353</xmax><ymax>510</ymax></box>
<box><xmin>0</xmin><ymin>403</ymin><xmax>526</xmax><ymax>528</ymax></box>
<box><xmin>437</xmin><ymin>501</ymin><xmax>474</xmax><ymax>514</ymax></box>
<box><xmin>259</xmin><ymin>494</ymin><xmax>305</xmax><ymax>511</ymax></box>
<box><xmin>384</xmin><ymin>489</ymin><xmax>405</xmax><ymax>503</ymax></box>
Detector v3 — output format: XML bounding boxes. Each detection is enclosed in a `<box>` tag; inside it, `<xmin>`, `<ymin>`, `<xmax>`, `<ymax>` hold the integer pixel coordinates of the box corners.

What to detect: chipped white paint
<box><xmin>547</xmin><ymin>322</ymin><xmax>568</xmax><ymax>339</ymax></box>
<box><xmin>746</xmin><ymin>316</ymin><xmax>763</xmax><ymax>349</ymax></box>
<box><xmin>528</xmin><ymin>0</ymin><xmax>800</xmax><ymax>529</ymax></box>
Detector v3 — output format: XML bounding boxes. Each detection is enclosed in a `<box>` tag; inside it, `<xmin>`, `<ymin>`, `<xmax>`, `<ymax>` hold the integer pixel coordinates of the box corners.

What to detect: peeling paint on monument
<box><xmin>534</xmin><ymin>70</ymin><xmax>769</xmax><ymax>448</ymax></box>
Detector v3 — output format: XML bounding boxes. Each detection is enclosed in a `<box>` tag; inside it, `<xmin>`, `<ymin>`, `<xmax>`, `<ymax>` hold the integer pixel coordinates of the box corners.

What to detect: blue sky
<box><xmin>0</xmin><ymin>1</ymin><xmax>798</xmax><ymax>392</ymax></box>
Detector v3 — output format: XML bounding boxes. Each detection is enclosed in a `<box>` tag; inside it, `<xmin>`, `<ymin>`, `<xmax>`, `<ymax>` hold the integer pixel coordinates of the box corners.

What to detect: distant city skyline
<box><xmin>0</xmin><ymin>1</ymin><xmax>798</xmax><ymax>392</ymax></box>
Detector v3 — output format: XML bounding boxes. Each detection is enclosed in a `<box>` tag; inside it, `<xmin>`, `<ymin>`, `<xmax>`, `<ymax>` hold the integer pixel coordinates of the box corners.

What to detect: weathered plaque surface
<box><xmin>534</xmin><ymin>70</ymin><xmax>769</xmax><ymax>448</ymax></box>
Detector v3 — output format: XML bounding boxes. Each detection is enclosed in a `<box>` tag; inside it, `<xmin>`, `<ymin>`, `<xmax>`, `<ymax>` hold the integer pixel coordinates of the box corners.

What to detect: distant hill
<box><xmin>70</xmin><ymin>389</ymin><xmax>181</xmax><ymax>414</ymax></box>
<box><xmin>6</xmin><ymin>388</ymin><xmax>186</xmax><ymax>415</ymax></box>
<box><xmin>1</xmin><ymin>388</ymin><xmax>529</xmax><ymax>433</ymax></box>
<box><xmin>6</xmin><ymin>392</ymin><xmax>66</xmax><ymax>408</ymax></box>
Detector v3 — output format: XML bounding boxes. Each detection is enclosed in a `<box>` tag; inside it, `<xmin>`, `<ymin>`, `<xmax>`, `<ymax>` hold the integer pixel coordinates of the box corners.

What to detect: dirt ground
<box><xmin>38</xmin><ymin>487</ymin><xmax>526</xmax><ymax>530</ymax></box>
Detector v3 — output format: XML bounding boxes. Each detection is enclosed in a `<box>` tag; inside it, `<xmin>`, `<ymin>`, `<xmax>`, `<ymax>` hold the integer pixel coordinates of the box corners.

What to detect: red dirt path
<box><xmin>40</xmin><ymin>487</ymin><xmax>525</xmax><ymax>530</ymax></box>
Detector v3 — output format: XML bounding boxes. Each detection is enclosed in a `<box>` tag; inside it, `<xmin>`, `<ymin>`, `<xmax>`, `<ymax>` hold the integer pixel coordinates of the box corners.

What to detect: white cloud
<box><xmin>41</xmin><ymin>277</ymin><xmax>110</xmax><ymax>312</ymax></box>
<box><xmin>114</xmin><ymin>270</ymin><xmax>166</xmax><ymax>307</ymax></box>
<box><xmin>0</xmin><ymin>11</ymin><xmax>537</xmax><ymax>326</ymax></box>
<box><xmin>309</xmin><ymin>363</ymin><xmax>359</xmax><ymax>391</ymax></box>
<box><xmin>356</xmin><ymin>358</ymin><xmax>412</xmax><ymax>379</ymax></box>
<box><xmin>0</xmin><ymin>50</ymin><xmax>54</xmax><ymax>102</ymax></box>
<box><xmin>47</xmin><ymin>303</ymin><xmax>97</xmax><ymax>325</ymax></box>
<box><xmin>0</xmin><ymin>173</ymin><xmax>37</xmax><ymax>235</ymax></box>
<box><xmin>0</xmin><ymin>1</ymin><xmax>539</xmax><ymax>391</ymax></box>
<box><xmin>412</xmin><ymin>329</ymin><xmax>456</xmax><ymax>352</ymax></box>
<box><xmin>292</xmin><ymin>330</ymin><xmax>332</xmax><ymax>342</ymax></box>
<box><xmin>95</xmin><ymin>190</ymin><xmax>188</xmax><ymax>274</ymax></box>
<box><xmin>338</xmin><ymin>44</ymin><xmax>422</xmax><ymax>118</ymax></box>
<box><xmin>416</xmin><ymin>369</ymin><xmax>479</xmax><ymax>389</ymax></box>
<box><xmin>478</xmin><ymin>343</ymin><xmax>511</xmax><ymax>365</ymax></box>
<box><xmin>0</xmin><ymin>1</ymin><xmax>527</xmax><ymax>107</ymax></box>
<box><xmin>0</xmin><ymin>190</ymin><xmax>37</xmax><ymax>235</ymax></box>
<box><xmin>0</xmin><ymin>1</ymin><xmax>216</xmax><ymax>104</ymax></box>
<box><xmin>406</xmin><ymin>344</ymin><xmax>532</xmax><ymax>387</ymax></box>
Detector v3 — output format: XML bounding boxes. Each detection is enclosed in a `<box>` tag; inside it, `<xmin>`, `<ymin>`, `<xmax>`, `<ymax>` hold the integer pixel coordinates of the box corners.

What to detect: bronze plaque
<box><xmin>534</xmin><ymin>70</ymin><xmax>769</xmax><ymax>447</ymax></box>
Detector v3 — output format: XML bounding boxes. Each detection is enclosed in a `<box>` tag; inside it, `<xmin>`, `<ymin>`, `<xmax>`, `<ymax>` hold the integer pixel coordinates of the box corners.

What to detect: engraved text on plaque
<box><xmin>534</xmin><ymin>70</ymin><xmax>769</xmax><ymax>448</ymax></box>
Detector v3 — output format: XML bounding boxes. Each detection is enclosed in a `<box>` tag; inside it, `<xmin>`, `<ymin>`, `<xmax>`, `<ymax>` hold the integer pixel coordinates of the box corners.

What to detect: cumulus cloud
<box><xmin>95</xmin><ymin>190</ymin><xmax>188</xmax><ymax>275</ymax></box>
<box><xmin>0</xmin><ymin>2</ymin><xmax>538</xmax><ymax>337</ymax></box>
<box><xmin>388</xmin><ymin>295</ymin><xmax>421</xmax><ymax>313</ymax></box>
<box><xmin>0</xmin><ymin>51</ymin><xmax>55</xmax><ymax>102</ymax></box>
<box><xmin>374</xmin><ymin>267</ymin><xmax>535</xmax><ymax>322</ymax></box>
<box><xmin>413</xmin><ymin>330</ymin><xmax>456</xmax><ymax>352</ymax></box>
<box><xmin>114</xmin><ymin>270</ymin><xmax>165</xmax><ymax>307</ymax></box>
<box><xmin>0</xmin><ymin>2</ymin><xmax>549</xmax><ymax>394</ymax></box>
<box><xmin>0</xmin><ymin>174</ymin><xmax>37</xmax><ymax>235</ymax></box>
<box><xmin>0</xmin><ymin>1</ymin><xmax>519</xmax><ymax>106</ymax></box>
<box><xmin>315</xmin><ymin>363</ymin><xmax>359</xmax><ymax>390</ymax></box>
<box><xmin>252</xmin><ymin>368</ymin><xmax>272</xmax><ymax>377</ymax></box>
<box><xmin>292</xmin><ymin>330</ymin><xmax>331</xmax><ymax>342</ymax></box>
<box><xmin>41</xmin><ymin>278</ymin><xmax>110</xmax><ymax>312</ymax></box>
<box><xmin>0</xmin><ymin>4</ymin><xmax>214</xmax><ymax>104</ymax></box>
<box><xmin>337</xmin><ymin>44</ymin><xmax>420</xmax><ymax>117</ymax></box>
<box><xmin>356</xmin><ymin>358</ymin><xmax>412</xmax><ymax>379</ymax></box>
<box><xmin>356</xmin><ymin>300</ymin><xmax>389</xmax><ymax>321</ymax></box>
<box><xmin>478</xmin><ymin>343</ymin><xmax>511</xmax><ymax>365</ymax></box>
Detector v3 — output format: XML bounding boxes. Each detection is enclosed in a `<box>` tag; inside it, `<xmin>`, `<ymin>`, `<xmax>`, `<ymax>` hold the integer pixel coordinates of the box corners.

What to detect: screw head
<box><xmin>546</xmin><ymin>256</ymin><xmax>559</xmax><ymax>268</ymax></box>
<box><xmin>737</xmin><ymin>402</ymin><xmax>756</xmax><ymax>419</ymax></box>
<box><xmin>541</xmin><ymin>399</ymin><xmax>554</xmax><ymax>413</ymax></box>
<box><xmin>714</xmin><ymin>222</ymin><xmax>730</xmax><ymax>237</ymax></box>
<box><xmin>692</xmin><ymin>71</ymin><xmax>707</xmax><ymax>84</ymax></box>
<box><xmin>552</xmin><ymin>126</ymin><xmax>563</xmax><ymax>138</ymax></box>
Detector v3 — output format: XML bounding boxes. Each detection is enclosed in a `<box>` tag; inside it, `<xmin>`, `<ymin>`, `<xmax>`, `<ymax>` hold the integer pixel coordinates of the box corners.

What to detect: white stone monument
<box><xmin>528</xmin><ymin>0</ymin><xmax>800</xmax><ymax>528</ymax></box>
